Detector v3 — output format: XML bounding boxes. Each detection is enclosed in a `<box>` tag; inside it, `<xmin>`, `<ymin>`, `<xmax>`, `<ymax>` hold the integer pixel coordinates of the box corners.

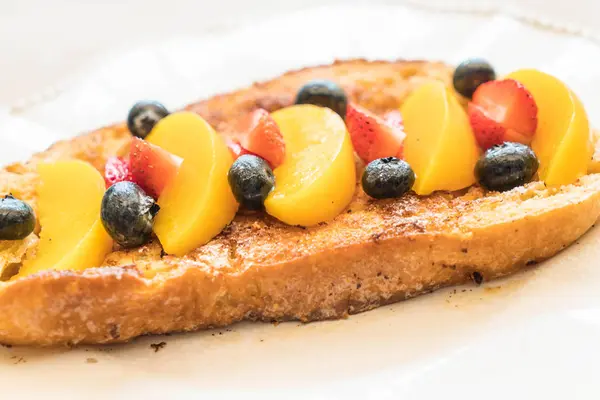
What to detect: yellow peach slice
<box><xmin>265</xmin><ymin>105</ymin><xmax>355</xmax><ymax>226</ymax></box>
<box><xmin>17</xmin><ymin>160</ymin><xmax>112</xmax><ymax>277</ymax></box>
<box><xmin>588</xmin><ymin>130</ymin><xmax>600</xmax><ymax>174</ymax></box>
<box><xmin>146</xmin><ymin>112</ymin><xmax>238</xmax><ymax>256</ymax></box>
<box><xmin>401</xmin><ymin>81</ymin><xmax>480</xmax><ymax>195</ymax></box>
<box><xmin>506</xmin><ymin>69</ymin><xmax>592</xmax><ymax>186</ymax></box>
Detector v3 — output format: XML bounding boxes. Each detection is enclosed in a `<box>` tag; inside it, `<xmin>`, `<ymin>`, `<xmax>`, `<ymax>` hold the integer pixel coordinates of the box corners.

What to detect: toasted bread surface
<box><xmin>1</xmin><ymin>59</ymin><xmax>600</xmax><ymax>346</ymax></box>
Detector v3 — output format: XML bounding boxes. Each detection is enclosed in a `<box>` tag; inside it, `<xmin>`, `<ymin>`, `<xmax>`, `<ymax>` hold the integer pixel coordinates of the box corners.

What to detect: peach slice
<box><xmin>265</xmin><ymin>105</ymin><xmax>355</xmax><ymax>226</ymax></box>
<box><xmin>17</xmin><ymin>160</ymin><xmax>112</xmax><ymax>277</ymax></box>
<box><xmin>588</xmin><ymin>130</ymin><xmax>600</xmax><ymax>174</ymax></box>
<box><xmin>506</xmin><ymin>69</ymin><xmax>592</xmax><ymax>186</ymax></box>
<box><xmin>146</xmin><ymin>112</ymin><xmax>238</xmax><ymax>256</ymax></box>
<box><xmin>401</xmin><ymin>81</ymin><xmax>480</xmax><ymax>195</ymax></box>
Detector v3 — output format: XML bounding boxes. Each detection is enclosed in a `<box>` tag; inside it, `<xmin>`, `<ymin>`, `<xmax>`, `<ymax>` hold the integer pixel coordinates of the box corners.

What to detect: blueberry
<box><xmin>101</xmin><ymin>182</ymin><xmax>159</xmax><ymax>248</ymax></box>
<box><xmin>475</xmin><ymin>142</ymin><xmax>539</xmax><ymax>192</ymax></box>
<box><xmin>362</xmin><ymin>157</ymin><xmax>415</xmax><ymax>199</ymax></box>
<box><xmin>0</xmin><ymin>195</ymin><xmax>35</xmax><ymax>240</ymax></box>
<box><xmin>127</xmin><ymin>101</ymin><xmax>170</xmax><ymax>139</ymax></box>
<box><xmin>228</xmin><ymin>155</ymin><xmax>275</xmax><ymax>210</ymax></box>
<box><xmin>295</xmin><ymin>80</ymin><xmax>348</xmax><ymax>118</ymax></box>
<box><xmin>453</xmin><ymin>58</ymin><xmax>496</xmax><ymax>99</ymax></box>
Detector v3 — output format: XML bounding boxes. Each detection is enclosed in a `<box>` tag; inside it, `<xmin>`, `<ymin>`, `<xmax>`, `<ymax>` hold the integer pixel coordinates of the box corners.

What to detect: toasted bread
<box><xmin>1</xmin><ymin>59</ymin><xmax>600</xmax><ymax>346</ymax></box>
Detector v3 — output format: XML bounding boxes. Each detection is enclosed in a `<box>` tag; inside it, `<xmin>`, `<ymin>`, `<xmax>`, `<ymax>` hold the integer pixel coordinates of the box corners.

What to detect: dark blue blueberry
<box><xmin>295</xmin><ymin>80</ymin><xmax>348</xmax><ymax>118</ymax></box>
<box><xmin>127</xmin><ymin>101</ymin><xmax>170</xmax><ymax>139</ymax></box>
<box><xmin>101</xmin><ymin>182</ymin><xmax>159</xmax><ymax>248</ymax></box>
<box><xmin>475</xmin><ymin>142</ymin><xmax>539</xmax><ymax>192</ymax></box>
<box><xmin>228</xmin><ymin>155</ymin><xmax>275</xmax><ymax>210</ymax></box>
<box><xmin>0</xmin><ymin>195</ymin><xmax>35</xmax><ymax>240</ymax></box>
<box><xmin>453</xmin><ymin>58</ymin><xmax>496</xmax><ymax>99</ymax></box>
<box><xmin>362</xmin><ymin>157</ymin><xmax>415</xmax><ymax>199</ymax></box>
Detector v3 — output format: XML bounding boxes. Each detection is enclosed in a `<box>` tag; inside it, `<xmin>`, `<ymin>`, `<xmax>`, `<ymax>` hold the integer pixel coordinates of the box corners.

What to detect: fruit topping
<box><xmin>295</xmin><ymin>80</ymin><xmax>348</xmax><ymax>118</ymax></box>
<box><xmin>228</xmin><ymin>154</ymin><xmax>275</xmax><ymax>210</ymax></box>
<box><xmin>101</xmin><ymin>181</ymin><xmax>159</xmax><ymax>248</ymax></box>
<box><xmin>17</xmin><ymin>160</ymin><xmax>113</xmax><ymax>277</ymax></box>
<box><xmin>265</xmin><ymin>105</ymin><xmax>355</xmax><ymax>226</ymax></box>
<box><xmin>506</xmin><ymin>69</ymin><xmax>592</xmax><ymax>186</ymax></box>
<box><xmin>227</xmin><ymin>140</ymin><xmax>251</xmax><ymax>159</ymax></box>
<box><xmin>146</xmin><ymin>112</ymin><xmax>238</xmax><ymax>256</ymax></box>
<box><xmin>453</xmin><ymin>58</ymin><xmax>496</xmax><ymax>99</ymax></box>
<box><xmin>229</xmin><ymin>108</ymin><xmax>286</xmax><ymax>168</ymax></box>
<box><xmin>345</xmin><ymin>103</ymin><xmax>405</xmax><ymax>163</ymax></box>
<box><xmin>384</xmin><ymin>110</ymin><xmax>404</xmax><ymax>130</ymax></box>
<box><xmin>362</xmin><ymin>157</ymin><xmax>415</xmax><ymax>199</ymax></box>
<box><xmin>467</xmin><ymin>79</ymin><xmax>538</xmax><ymax>150</ymax></box>
<box><xmin>127</xmin><ymin>101</ymin><xmax>170</xmax><ymax>139</ymax></box>
<box><xmin>129</xmin><ymin>137</ymin><xmax>182</xmax><ymax>199</ymax></box>
<box><xmin>0</xmin><ymin>195</ymin><xmax>35</xmax><ymax>240</ymax></box>
<box><xmin>589</xmin><ymin>130</ymin><xmax>600</xmax><ymax>174</ymax></box>
<box><xmin>402</xmin><ymin>81</ymin><xmax>479</xmax><ymax>195</ymax></box>
<box><xmin>104</xmin><ymin>156</ymin><xmax>132</xmax><ymax>188</ymax></box>
<box><xmin>475</xmin><ymin>142</ymin><xmax>539</xmax><ymax>192</ymax></box>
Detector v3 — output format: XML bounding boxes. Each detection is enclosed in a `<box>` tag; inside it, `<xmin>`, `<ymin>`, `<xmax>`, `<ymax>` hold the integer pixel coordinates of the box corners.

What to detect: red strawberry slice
<box><xmin>129</xmin><ymin>137</ymin><xmax>182</xmax><ymax>199</ymax></box>
<box><xmin>229</xmin><ymin>108</ymin><xmax>285</xmax><ymax>168</ymax></box>
<box><xmin>104</xmin><ymin>156</ymin><xmax>132</xmax><ymax>188</ymax></box>
<box><xmin>468</xmin><ymin>79</ymin><xmax>538</xmax><ymax>150</ymax></box>
<box><xmin>226</xmin><ymin>138</ymin><xmax>255</xmax><ymax>160</ymax></box>
<box><xmin>383</xmin><ymin>110</ymin><xmax>405</xmax><ymax>159</ymax></box>
<box><xmin>345</xmin><ymin>103</ymin><xmax>406</xmax><ymax>163</ymax></box>
<box><xmin>383</xmin><ymin>110</ymin><xmax>403</xmax><ymax>130</ymax></box>
<box><xmin>467</xmin><ymin>103</ymin><xmax>506</xmax><ymax>151</ymax></box>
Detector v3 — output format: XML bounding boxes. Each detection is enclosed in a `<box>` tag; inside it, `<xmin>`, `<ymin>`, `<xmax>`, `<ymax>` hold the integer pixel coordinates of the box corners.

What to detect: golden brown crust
<box><xmin>1</xmin><ymin>59</ymin><xmax>600</xmax><ymax>346</ymax></box>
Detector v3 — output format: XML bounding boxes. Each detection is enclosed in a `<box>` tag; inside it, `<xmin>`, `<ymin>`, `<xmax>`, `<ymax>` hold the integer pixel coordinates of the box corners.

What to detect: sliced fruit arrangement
<box><xmin>146</xmin><ymin>111</ymin><xmax>238</xmax><ymax>256</ymax></box>
<box><xmin>1</xmin><ymin>58</ymin><xmax>596</xmax><ymax>283</ymax></box>
<box><xmin>506</xmin><ymin>69</ymin><xmax>592</xmax><ymax>186</ymax></box>
<box><xmin>402</xmin><ymin>81</ymin><xmax>480</xmax><ymax>195</ymax></box>
<box><xmin>17</xmin><ymin>160</ymin><xmax>113</xmax><ymax>277</ymax></box>
<box><xmin>227</xmin><ymin>108</ymin><xmax>286</xmax><ymax>168</ymax></box>
<box><xmin>129</xmin><ymin>137</ymin><xmax>182</xmax><ymax>199</ymax></box>
<box><xmin>345</xmin><ymin>103</ymin><xmax>406</xmax><ymax>163</ymax></box>
<box><xmin>104</xmin><ymin>130</ymin><xmax>182</xmax><ymax>201</ymax></box>
<box><xmin>8</xmin><ymin>62</ymin><xmax>594</xmax><ymax>271</ymax></box>
<box><xmin>467</xmin><ymin>79</ymin><xmax>538</xmax><ymax>150</ymax></box>
<box><xmin>265</xmin><ymin>105</ymin><xmax>355</xmax><ymax>226</ymax></box>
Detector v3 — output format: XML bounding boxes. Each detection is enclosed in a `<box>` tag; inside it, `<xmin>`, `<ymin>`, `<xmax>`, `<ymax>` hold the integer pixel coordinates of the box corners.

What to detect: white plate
<box><xmin>2</xmin><ymin>4</ymin><xmax>600</xmax><ymax>399</ymax></box>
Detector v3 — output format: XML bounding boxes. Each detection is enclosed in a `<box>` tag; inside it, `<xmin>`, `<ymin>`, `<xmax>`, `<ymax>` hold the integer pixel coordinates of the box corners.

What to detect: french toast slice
<box><xmin>1</xmin><ymin>59</ymin><xmax>600</xmax><ymax>346</ymax></box>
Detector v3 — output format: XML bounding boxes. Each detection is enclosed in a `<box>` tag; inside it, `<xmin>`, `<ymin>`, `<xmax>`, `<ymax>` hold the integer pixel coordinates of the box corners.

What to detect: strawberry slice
<box><xmin>383</xmin><ymin>110</ymin><xmax>404</xmax><ymax>159</ymax></box>
<box><xmin>468</xmin><ymin>79</ymin><xmax>538</xmax><ymax>150</ymax></box>
<box><xmin>104</xmin><ymin>156</ymin><xmax>132</xmax><ymax>188</ymax></box>
<box><xmin>129</xmin><ymin>137</ymin><xmax>182</xmax><ymax>199</ymax></box>
<box><xmin>345</xmin><ymin>103</ymin><xmax>406</xmax><ymax>163</ymax></box>
<box><xmin>383</xmin><ymin>110</ymin><xmax>403</xmax><ymax>130</ymax></box>
<box><xmin>467</xmin><ymin>103</ymin><xmax>506</xmax><ymax>150</ymax></box>
<box><xmin>226</xmin><ymin>138</ymin><xmax>255</xmax><ymax>160</ymax></box>
<box><xmin>229</xmin><ymin>108</ymin><xmax>285</xmax><ymax>168</ymax></box>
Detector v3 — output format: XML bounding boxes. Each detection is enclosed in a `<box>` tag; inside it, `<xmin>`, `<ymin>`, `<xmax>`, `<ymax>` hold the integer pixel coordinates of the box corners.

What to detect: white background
<box><xmin>1</xmin><ymin>0</ymin><xmax>599</xmax><ymax>107</ymax></box>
